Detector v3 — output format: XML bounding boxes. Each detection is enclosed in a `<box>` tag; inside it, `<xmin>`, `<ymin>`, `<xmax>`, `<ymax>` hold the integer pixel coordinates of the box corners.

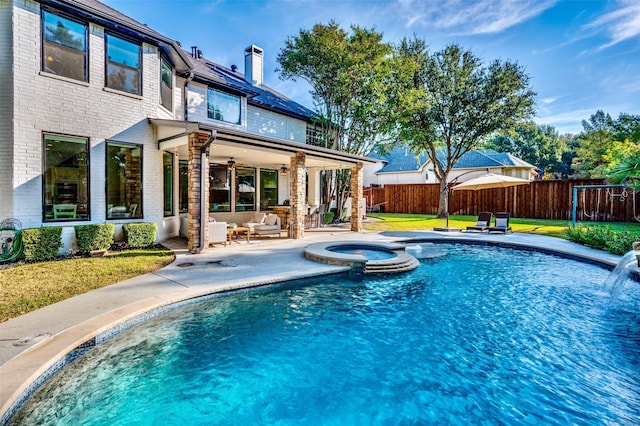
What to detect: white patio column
<box><xmin>307</xmin><ymin>168</ymin><xmax>322</xmax><ymax>207</ymax></box>
<box><xmin>350</xmin><ymin>162</ymin><xmax>364</xmax><ymax>232</ymax></box>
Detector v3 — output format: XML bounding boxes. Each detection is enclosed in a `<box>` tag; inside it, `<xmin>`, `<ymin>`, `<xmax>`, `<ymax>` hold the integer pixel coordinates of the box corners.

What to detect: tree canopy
<box><xmin>572</xmin><ymin>111</ymin><xmax>640</xmax><ymax>178</ymax></box>
<box><xmin>484</xmin><ymin>122</ymin><xmax>567</xmax><ymax>178</ymax></box>
<box><xmin>276</xmin><ymin>21</ymin><xmax>396</xmax><ymax>218</ymax></box>
<box><xmin>391</xmin><ymin>39</ymin><xmax>536</xmax><ymax>216</ymax></box>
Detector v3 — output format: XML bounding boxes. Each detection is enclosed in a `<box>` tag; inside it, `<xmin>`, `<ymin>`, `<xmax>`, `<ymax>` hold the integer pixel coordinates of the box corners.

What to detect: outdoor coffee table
<box><xmin>227</xmin><ymin>226</ymin><xmax>251</xmax><ymax>243</ymax></box>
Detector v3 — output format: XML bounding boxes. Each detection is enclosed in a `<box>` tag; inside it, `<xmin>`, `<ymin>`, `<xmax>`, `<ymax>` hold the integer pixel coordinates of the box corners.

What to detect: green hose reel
<box><xmin>0</xmin><ymin>221</ymin><xmax>23</xmax><ymax>263</ymax></box>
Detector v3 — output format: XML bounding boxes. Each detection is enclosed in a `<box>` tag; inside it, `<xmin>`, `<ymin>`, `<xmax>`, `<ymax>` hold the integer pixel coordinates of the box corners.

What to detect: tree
<box><xmin>572</xmin><ymin>111</ymin><xmax>640</xmax><ymax>178</ymax></box>
<box><xmin>392</xmin><ymin>40</ymin><xmax>536</xmax><ymax>217</ymax></box>
<box><xmin>572</xmin><ymin>110</ymin><xmax>615</xmax><ymax>177</ymax></box>
<box><xmin>484</xmin><ymin>122</ymin><xmax>567</xmax><ymax>178</ymax></box>
<box><xmin>276</xmin><ymin>22</ymin><xmax>395</xmax><ymax>220</ymax></box>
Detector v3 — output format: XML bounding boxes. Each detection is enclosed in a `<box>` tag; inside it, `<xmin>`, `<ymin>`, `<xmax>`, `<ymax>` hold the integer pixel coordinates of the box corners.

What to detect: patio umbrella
<box><xmin>452</xmin><ymin>173</ymin><xmax>530</xmax><ymax>191</ymax></box>
<box><xmin>438</xmin><ymin>173</ymin><xmax>531</xmax><ymax>230</ymax></box>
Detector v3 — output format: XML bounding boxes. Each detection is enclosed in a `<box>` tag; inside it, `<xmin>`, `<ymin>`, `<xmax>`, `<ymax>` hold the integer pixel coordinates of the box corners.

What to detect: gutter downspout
<box><xmin>195</xmin><ymin>131</ymin><xmax>217</xmax><ymax>254</ymax></box>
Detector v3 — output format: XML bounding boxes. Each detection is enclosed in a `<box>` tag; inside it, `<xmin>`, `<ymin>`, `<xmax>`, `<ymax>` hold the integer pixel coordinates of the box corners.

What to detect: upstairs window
<box><xmin>207</xmin><ymin>88</ymin><xmax>240</xmax><ymax>125</ymax></box>
<box><xmin>106</xmin><ymin>34</ymin><xmax>141</xmax><ymax>95</ymax></box>
<box><xmin>42</xmin><ymin>10</ymin><xmax>87</xmax><ymax>81</ymax></box>
<box><xmin>160</xmin><ymin>57</ymin><xmax>173</xmax><ymax>111</ymax></box>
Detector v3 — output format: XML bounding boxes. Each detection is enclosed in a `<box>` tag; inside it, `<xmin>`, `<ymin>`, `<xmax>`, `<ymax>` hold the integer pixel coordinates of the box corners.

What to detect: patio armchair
<box><xmin>208</xmin><ymin>220</ymin><xmax>228</xmax><ymax>246</ymax></box>
<box><xmin>254</xmin><ymin>214</ymin><xmax>281</xmax><ymax>237</ymax></box>
<box><xmin>466</xmin><ymin>212</ymin><xmax>492</xmax><ymax>233</ymax></box>
<box><xmin>488</xmin><ymin>212</ymin><xmax>512</xmax><ymax>233</ymax></box>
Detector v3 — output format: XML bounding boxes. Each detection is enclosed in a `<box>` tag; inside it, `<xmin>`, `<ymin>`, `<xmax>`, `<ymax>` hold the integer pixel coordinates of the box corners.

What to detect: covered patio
<box><xmin>150</xmin><ymin>119</ymin><xmax>374</xmax><ymax>252</ymax></box>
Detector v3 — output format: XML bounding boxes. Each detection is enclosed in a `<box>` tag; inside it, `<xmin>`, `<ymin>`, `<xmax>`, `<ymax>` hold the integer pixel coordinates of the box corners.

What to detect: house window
<box><xmin>306</xmin><ymin>125</ymin><xmax>325</xmax><ymax>146</ymax></box>
<box><xmin>236</xmin><ymin>167</ymin><xmax>256</xmax><ymax>212</ymax></box>
<box><xmin>42</xmin><ymin>10</ymin><xmax>87</xmax><ymax>81</ymax></box>
<box><xmin>260</xmin><ymin>169</ymin><xmax>278</xmax><ymax>210</ymax></box>
<box><xmin>209</xmin><ymin>165</ymin><xmax>230</xmax><ymax>212</ymax></box>
<box><xmin>160</xmin><ymin>57</ymin><xmax>173</xmax><ymax>111</ymax></box>
<box><xmin>163</xmin><ymin>152</ymin><xmax>174</xmax><ymax>217</ymax></box>
<box><xmin>43</xmin><ymin>134</ymin><xmax>89</xmax><ymax>221</ymax></box>
<box><xmin>106</xmin><ymin>142</ymin><xmax>142</xmax><ymax>219</ymax></box>
<box><xmin>207</xmin><ymin>88</ymin><xmax>240</xmax><ymax>125</ymax></box>
<box><xmin>179</xmin><ymin>160</ymin><xmax>188</xmax><ymax>213</ymax></box>
<box><xmin>106</xmin><ymin>34</ymin><xmax>141</xmax><ymax>95</ymax></box>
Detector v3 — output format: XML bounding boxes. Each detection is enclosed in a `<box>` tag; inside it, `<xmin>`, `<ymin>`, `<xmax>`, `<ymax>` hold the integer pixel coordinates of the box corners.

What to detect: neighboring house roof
<box><xmin>188</xmin><ymin>55</ymin><xmax>317</xmax><ymax>122</ymax></box>
<box><xmin>369</xmin><ymin>146</ymin><xmax>535</xmax><ymax>174</ymax></box>
<box><xmin>452</xmin><ymin>149</ymin><xmax>536</xmax><ymax>170</ymax></box>
<box><xmin>369</xmin><ymin>146</ymin><xmax>430</xmax><ymax>174</ymax></box>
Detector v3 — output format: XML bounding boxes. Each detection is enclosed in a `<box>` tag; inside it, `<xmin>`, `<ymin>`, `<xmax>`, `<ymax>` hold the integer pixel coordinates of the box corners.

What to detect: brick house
<box><xmin>0</xmin><ymin>0</ymin><xmax>372</xmax><ymax>253</ymax></box>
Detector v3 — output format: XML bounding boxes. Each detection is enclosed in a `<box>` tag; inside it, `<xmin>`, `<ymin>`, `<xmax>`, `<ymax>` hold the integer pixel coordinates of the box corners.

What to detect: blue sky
<box><xmin>101</xmin><ymin>0</ymin><xmax>640</xmax><ymax>135</ymax></box>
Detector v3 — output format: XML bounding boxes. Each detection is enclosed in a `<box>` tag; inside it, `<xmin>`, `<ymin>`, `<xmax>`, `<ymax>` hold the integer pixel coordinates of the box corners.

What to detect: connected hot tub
<box><xmin>304</xmin><ymin>241</ymin><xmax>419</xmax><ymax>273</ymax></box>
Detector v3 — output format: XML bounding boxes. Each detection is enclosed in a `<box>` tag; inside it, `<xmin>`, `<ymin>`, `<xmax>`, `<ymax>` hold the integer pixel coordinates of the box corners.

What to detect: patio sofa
<box><xmin>242</xmin><ymin>212</ymin><xmax>267</xmax><ymax>232</ymax></box>
<box><xmin>254</xmin><ymin>214</ymin><xmax>281</xmax><ymax>237</ymax></box>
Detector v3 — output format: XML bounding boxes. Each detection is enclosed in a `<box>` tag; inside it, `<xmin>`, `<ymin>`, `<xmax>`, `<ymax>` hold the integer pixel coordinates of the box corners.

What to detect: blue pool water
<box><xmin>10</xmin><ymin>244</ymin><xmax>640</xmax><ymax>424</ymax></box>
<box><xmin>327</xmin><ymin>245</ymin><xmax>397</xmax><ymax>260</ymax></box>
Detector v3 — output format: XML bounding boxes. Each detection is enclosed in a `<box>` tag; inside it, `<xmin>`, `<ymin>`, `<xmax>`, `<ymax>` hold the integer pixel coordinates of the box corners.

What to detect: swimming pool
<box><xmin>8</xmin><ymin>243</ymin><xmax>640</xmax><ymax>424</ymax></box>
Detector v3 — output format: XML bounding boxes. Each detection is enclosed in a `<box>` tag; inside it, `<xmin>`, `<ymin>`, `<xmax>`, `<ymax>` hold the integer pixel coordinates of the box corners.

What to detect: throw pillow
<box><xmin>495</xmin><ymin>218</ymin><xmax>508</xmax><ymax>227</ymax></box>
<box><xmin>264</xmin><ymin>214</ymin><xmax>278</xmax><ymax>226</ymax></box>
<box><xmin>475</xmin><ymin>221</ymin><xmax>488</xmax><ymax>227</ymax></box>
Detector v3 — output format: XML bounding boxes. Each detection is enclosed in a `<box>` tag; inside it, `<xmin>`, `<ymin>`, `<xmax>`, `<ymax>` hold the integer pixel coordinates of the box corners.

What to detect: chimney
<box><xmin>191</xmin><ymin>46</ymin><xmax>197</xmax><ymax>58</ymax></box>
<box><xmin>244</xmin><ymin>45</ymin><xmax>263</xmax><ymax>86</ymax></box>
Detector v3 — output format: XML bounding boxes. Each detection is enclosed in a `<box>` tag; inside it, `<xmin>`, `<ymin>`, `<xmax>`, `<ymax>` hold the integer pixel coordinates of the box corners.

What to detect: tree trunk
<box><xmin>437</xmin><ymin>179</ymin><xmax>449</xmax><ymax>218</ymax></box>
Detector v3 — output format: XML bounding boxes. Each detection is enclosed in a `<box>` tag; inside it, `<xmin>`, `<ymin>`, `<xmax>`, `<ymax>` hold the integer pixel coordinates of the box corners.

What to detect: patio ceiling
<box><xmin>150</xmin><ymin>119</ymin><xmax>376</xmax><ymax>170</ymax></box>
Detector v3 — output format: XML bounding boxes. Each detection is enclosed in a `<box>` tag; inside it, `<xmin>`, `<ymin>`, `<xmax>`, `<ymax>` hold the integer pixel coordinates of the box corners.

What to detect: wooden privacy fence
<box><xmin>374</xmin><ymin>180</ymin><xmax>640</xmax><ymax>222</ymax></box>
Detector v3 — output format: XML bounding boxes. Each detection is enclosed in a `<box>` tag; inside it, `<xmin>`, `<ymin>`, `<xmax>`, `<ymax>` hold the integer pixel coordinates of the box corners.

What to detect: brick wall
<box><xmin>0</xmin><ymin>1</ymin><xmax>14</xmax><ymax>221</ymax></box>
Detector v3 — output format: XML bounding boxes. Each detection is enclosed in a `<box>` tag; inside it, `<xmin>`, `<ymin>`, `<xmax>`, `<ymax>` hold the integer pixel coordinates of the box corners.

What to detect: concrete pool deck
<box><xmin>0</xmin><ymin>227</ymin><xmax>624</xmax><ymax>419</ymax></box>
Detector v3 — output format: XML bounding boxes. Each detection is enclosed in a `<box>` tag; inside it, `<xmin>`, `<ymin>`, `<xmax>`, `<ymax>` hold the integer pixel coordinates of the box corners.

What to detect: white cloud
<box><xmin>541</xmin><ymin>97</ymin><xmax>557</xmax><ymax>104</ymax></box>
<box><xmin>584</xmin><ymin>0</ymin><xmax>640</xmax><ymax>49</ymax></box>
<box><xmin>397</xmin><ymin>0</ymin><xmax>556</xmax><ymax>34</ymax></box>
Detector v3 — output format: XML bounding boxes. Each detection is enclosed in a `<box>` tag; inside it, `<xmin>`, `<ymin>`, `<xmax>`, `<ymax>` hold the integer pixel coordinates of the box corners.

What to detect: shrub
<box><xmin>75</xmin><ymin>223</ymin><xmax>115</xmax><ymax>253</ymax></box>
<box><xmin>565</xmin><ymin>225</ymin><xmax>640</xmax><ymax>255</ymax></box>
<box><xmin>123</xmin><ymin>222</ymin><xmax>157</xmax><ymax>248</ymax></box>
<box><xmin>323</xmin><ymin>211</ymin><xmax>335</xmax><ymax>225</ymax></box>
<box><xmin>22</xmin><ymin>227</ymin><xmax>63</xmax><ymax>261</ymax></box>
<box><xmin>605</xmin><ymin>231</ymin><xmax>640</xmax><ymax>255</ymax></box>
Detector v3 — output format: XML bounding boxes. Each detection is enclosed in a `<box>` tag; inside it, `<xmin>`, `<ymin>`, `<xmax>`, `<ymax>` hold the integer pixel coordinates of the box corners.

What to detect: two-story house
<box><xmin>0</xmin><ymin>0</ymin><xmax>372</xmax><ymax>253</ymax></box>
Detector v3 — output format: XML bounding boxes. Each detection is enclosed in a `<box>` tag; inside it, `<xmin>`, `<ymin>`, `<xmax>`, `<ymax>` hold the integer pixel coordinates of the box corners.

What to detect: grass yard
<box><xmin>363</xmin><ymin>213</ymin><xmax>640</xmax><ymax>239</ymax></box>
<box><xmin>0</xmin><ymin>248</ymin><xmax>174</xmax><ymax>322</ymax></box>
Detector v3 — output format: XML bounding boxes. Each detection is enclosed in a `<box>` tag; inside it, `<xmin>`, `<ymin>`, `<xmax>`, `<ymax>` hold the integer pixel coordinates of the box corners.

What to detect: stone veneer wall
<box><xmin>187</xmin><ymin>132</ymin><xmax>211</xmax><ymax>252</ymax></box>
<box><xmin>290</xmin><ymin>152</ymin><xmax>306</xmax><ymax>239</ymax></box>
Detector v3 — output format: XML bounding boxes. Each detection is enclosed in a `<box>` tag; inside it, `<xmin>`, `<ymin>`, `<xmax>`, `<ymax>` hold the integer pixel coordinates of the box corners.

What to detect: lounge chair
<box><xmin>466</xmin><ymin>212</ymin><xmax>492</xmax><ymax>233</ymax></box>
<box><xmin>254</xmin><ymin>214</ymin><xmax>281</xmax><ymax>237</ymax></box>
<box><xmin>488</xmin><ymin>212</ymin><xmax>512</xmax><ymax>233</ymax></box>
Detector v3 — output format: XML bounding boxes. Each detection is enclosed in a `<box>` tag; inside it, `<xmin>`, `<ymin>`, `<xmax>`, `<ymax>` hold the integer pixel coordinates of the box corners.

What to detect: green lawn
<box><xmin>364</xmin><ymin>213</ymin><xmax>640</xmax><ymax>239</ymax></box>
<box><xmin>0</xmin><ymin>248</ymin><xmax>175</xmax><ymax>322</ymax></box>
